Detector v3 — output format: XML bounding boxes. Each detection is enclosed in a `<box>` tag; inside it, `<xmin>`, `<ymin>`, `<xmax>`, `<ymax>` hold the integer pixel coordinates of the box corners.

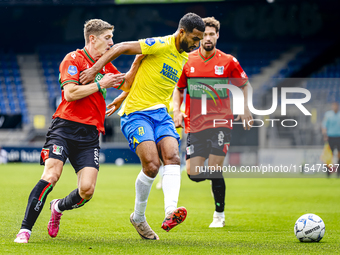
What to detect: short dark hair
<box><xmin>178</xmin><ymin>12</ymin><xmax>205</xmax><ymax>33</ymax></box>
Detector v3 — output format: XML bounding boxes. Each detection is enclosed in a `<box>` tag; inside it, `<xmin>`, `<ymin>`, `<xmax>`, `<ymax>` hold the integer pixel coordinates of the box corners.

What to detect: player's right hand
<box><xmin>80</xmin><ymin>68</ymin><xmax>97</xmax><ymax>85</ymax></box>
<box><xmin>100</xmin><ymin>73</ymin><xmax>126</xmax><ymax>89</ymax></box>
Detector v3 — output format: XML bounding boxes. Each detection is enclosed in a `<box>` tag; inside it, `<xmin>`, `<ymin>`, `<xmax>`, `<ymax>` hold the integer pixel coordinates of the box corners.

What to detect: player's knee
<box><xmin>79</xmin><ymin>188</ymin><xmax>94</xmax><ymax>200</ymax></box>
<box><xmin>163</xmin><ymin>153</ymin><xmax>180</xmax><ymax>165</ymax></box>
<box><xmin>143</xmin><ymin>161</ymin><xmax>160</xmax><ymax>178</ymax></box>
<box><xmin>41</xmin><ymin>172</ymin><xmax>60</xmax><ymax>186</ymax></box>
<box><xmin>79</xmin><ymin>184</ymin><xmax>95</xmax><ymax>200</ymax></box>
<box><xmin>41</xmin><ymin>159</ymin><xmax>63</xmax><ymax>186</ymax></box>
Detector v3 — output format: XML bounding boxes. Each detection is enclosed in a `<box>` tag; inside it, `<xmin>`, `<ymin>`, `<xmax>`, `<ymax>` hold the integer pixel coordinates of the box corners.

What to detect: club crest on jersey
<box><xmin>215</xmin><ymin>65</ymin><xmax>224</xmax><ymax>75</ymax></box>
<box><xmin>145</xmin><ymin>38</ymin><xmax>155</xmax><ymax>46</ymax></box>
<box><xmin>138</xmin><ymin>126</ymin><xmax>145</xmax><ymax>136</ymax></box>
<box><xmin>52</xmin><ymin>144</ymin><xmax>63</xmax><ymax>155</ymax></box>
<box><xmin>68</xmin><ymin>65</ymin><xmax>78</xmax><ymax>76</ymax></box>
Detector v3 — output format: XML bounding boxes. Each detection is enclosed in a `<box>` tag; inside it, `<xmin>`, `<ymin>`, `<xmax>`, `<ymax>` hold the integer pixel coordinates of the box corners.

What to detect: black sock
<box><xmin>187</xmin><ymin>173</ymin><xmax>206</xmax><ymax>182</ymax></box>
<box><xmin>21</xmin><ymin>179</ymin><xmax>53</xmax><ymax>231</ymax></box>
<box><xmin>211</xmin><ymin>178</ymin><xmax>225</xmax><ymax>213</ymax></box>
<box><xmin>58</xmin><ymin>189</ymin><xmax>90</xmax><ymax>211</ymax></box>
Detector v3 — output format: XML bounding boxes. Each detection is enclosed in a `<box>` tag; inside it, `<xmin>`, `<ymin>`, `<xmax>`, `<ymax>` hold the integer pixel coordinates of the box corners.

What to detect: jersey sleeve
<box><xmin>229</xmin><ymin>56</ymin><xmax>248</xmax><ymax>87</ymax></box>
<box><xmin>177</xmin><ymin>63</ymin><xmax>188</xmax><ymax>90</ymax></box>
<box><xmin>59</xmin><ymin>52</ymin><xmax>82</xmax><ymax>88</ymax></box>
<box><xmin>59</xmin><ymin>53</ymin><xmax>81</xmax><ymax>88</ymax></box>
<box><xmin>105</xmin><ymin>63</ymin><xmax>121</xmax><ymax>75</ymax></box>
<box><xmin>139</xmin><ymin>37</ymin><xmax>168</xmax><ymax>55</ymax></box>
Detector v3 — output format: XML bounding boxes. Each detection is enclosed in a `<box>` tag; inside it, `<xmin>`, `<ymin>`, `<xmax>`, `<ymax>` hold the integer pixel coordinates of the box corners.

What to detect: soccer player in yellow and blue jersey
<box><xmin>80</xmin><ymin>13</ymin><xmax>205</xmax><ymax>240</ymax></box>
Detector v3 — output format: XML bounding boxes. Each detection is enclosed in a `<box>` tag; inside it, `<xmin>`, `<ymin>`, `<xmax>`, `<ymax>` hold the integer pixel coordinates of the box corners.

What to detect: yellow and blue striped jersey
<box><xmin>118</xmin><ymin>35</ymin><xmax>188</xmax><ymax>116</ymax></box>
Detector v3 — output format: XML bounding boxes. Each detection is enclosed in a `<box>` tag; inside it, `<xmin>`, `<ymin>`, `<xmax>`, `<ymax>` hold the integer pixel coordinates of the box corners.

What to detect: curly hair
<box><xmin>203</xmin><ymin>17</ymin><xmax>220</xmax><ymax>33</ymax></box>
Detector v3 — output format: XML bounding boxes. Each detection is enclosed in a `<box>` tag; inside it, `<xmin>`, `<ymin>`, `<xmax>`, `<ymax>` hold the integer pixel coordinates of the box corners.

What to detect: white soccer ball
<box><xmin>294</xmin><ymin>214</ymin><xmax>325</xmax><ymax>242</ymax></box>
<box><xmin>115</xmin><ymin>158</ymin><xmax>125</xmax><ymax>166</ymax></box>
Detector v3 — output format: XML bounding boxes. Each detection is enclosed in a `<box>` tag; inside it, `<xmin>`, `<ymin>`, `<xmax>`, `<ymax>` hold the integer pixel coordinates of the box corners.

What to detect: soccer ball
<box><xmin>294</xmin><ymin>214</ymin><xmax>325</xmax><ymax>242</ymax></box>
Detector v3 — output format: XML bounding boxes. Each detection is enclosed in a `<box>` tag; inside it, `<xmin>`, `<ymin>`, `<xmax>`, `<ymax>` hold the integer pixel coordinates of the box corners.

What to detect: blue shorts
<box><xmin>121</xmin><ymin>108</ymin><xmax>180</xmax><ymax>153</ymax></box>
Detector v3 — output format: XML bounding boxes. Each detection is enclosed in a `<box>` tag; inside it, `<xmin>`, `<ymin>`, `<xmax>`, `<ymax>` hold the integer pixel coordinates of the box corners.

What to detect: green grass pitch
<box><xmin>1</xmin><ymin>163</ymin><xmax>339</xmax><ymax>254</ymax></box>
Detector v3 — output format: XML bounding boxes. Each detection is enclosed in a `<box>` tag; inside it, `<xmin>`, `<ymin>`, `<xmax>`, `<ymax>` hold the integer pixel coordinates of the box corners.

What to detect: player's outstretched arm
<box><xmin>120</xmin><ymin>54</ymin><xmax>146</xmax><ymax>92</ymax></box>
<box><xmin>173</xmin><ymin>87</ymin><xmax>186</xmax><ymax>128</ymax></box>
<box><xmin>106</xmin><ymin>91</ymin><xmax>129</xmax><ymax>116</ymax></box>
<box><xmin>80</xmin><ymin>41</ymin><xmax>142</xmax><ymax>85</ymax></box>
<box><xmin>64</xmin><ymin>73</ymin><xmax>125</xmax><ymax>102</ymax></box>
<box><xmin>235</xmin><ymin>82</ymin><xmax>254</xmax><ymax>130</ymax></box>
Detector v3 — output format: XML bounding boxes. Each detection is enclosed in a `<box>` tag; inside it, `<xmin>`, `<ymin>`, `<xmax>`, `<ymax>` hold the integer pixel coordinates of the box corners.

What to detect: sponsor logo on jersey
<box><xmin>160</xmin><ymin>63</ymin><xmax>179</xmax><ymax>83</ymax></box>
<box><xmin>67</xmin><ymin>65</ymin><xmax>78</xmax><ymax>76</ymax></box>
<box><xmin>241</xmin><ymin>71</ymin><xmax>247</xmax><ymax>78</ymax></box>
<box><xmin>145</xmin><ymin>38</ymin><xmax>156</xmax><ymax>46</ymax></box>
<box><xmin>71</xmin><ymin>53</ymin><xmax>76</xmax><ymax>59</ymax></box>
<box><xmin>52</xmin><ymin>144</ymin><xmax>63</xmax><ymax>155</ymax></box>
<box><xmin>159</xmin><ymin>39</ymin><xmax>165</xmax><ymax>44</ymax></box>
<box><xmin>170</xmin><ymin>52</ymin><xmax>177</xmax><ymax>58</ymax></box>
<box><xmin>190</xmin><ymin>67</ymin><xmax>195</xmax><ymax>73</ymax></box>
<box><xmin>215</xmin><ymin>65</ymin><xmax>224</xmax><ymax>75</ymax></box>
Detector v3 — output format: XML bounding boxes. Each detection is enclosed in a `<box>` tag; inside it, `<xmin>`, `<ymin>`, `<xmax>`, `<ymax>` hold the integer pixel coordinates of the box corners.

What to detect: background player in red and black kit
<box><xmin>173</xmin><ymin>17</ymin><xmax>253</xmax><ymax>228</ymax></box>
<box><xmin>14</xmin><ymin>19</ymin><xmax>143</xmax><ymax>243</ymax></box>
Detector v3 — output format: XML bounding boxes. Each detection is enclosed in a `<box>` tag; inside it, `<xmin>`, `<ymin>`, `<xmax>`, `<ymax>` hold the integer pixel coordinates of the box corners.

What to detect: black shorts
<box><xmin>328</xmin><ymin>137</ymin><xmax>340</xmax><ymax>152</ymax></box>
<box><xmin>40</xmin><ymin>118</ymin><xmax>100</xmax><ymax>172</ymax></box>
<box><xmin>186</xmin><ymin>127</ymin><xmax>232</xmax><ymax>160</ymax></box>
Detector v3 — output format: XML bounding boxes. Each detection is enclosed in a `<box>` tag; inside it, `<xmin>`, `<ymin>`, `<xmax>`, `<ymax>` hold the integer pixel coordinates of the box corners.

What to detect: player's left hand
<box><xmin>235</xmin><ymin>107</ymin><xmax>253</xmax><ymax>130</ymax></box>
<box><xmin>106</xmin><ymin>96</ymin><xmax>125</xmax><ymax>116</ymax></box>
<box><xmin>173</xmin><ymin>110</ymin><xmax>187</xmax><ymax>128</ymax></box>
<box><xmin>80</xmin><ymin>67</ymin><xmax>97</xmax><ymax>85</ymax></box>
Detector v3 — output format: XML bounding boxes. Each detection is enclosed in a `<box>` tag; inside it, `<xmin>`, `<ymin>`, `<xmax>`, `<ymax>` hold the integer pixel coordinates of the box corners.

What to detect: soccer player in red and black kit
<box><xmin>14</xmin><ymin>19</ymin><xmax>143</xmax><ymax>243</ymax></box>
<box><xmin>173</xmin><ymin>17</ymin><xmax>253</xmax><ymax>228</ymax></box>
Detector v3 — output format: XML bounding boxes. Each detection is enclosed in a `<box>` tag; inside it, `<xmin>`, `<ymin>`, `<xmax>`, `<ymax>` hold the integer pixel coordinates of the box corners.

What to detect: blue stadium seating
<box><xmin>0</xmin><ymin>52</ymin><xmax>28</xmax><ymax>123</ymax></box>
<box><xmin>306</xmin><ymin>58</ymin><xmax>340</xmax><ymax>103</ymax></box>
